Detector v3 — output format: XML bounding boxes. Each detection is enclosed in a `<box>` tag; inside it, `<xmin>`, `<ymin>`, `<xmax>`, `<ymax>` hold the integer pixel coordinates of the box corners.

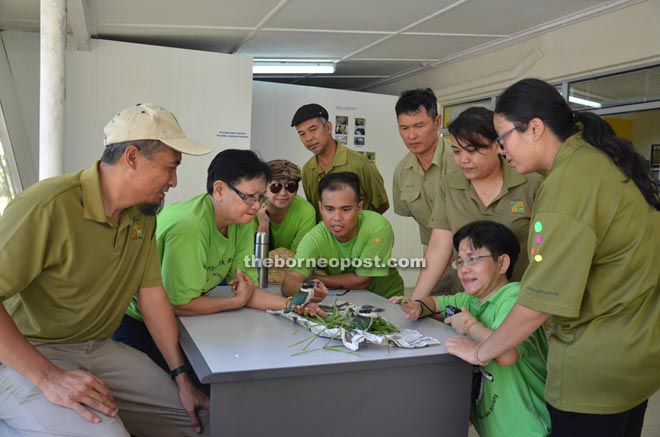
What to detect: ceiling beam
<box><xmin>67</xmin><ymin>0</ymin><xmax>93</xmax><ymax>51</ymax></box>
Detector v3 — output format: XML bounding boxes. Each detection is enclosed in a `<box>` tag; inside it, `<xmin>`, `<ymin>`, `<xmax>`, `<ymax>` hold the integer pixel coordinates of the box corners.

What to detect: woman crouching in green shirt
<box><xmin>396</xmin><ymin>220</ymin><xmax>550</xmax><ymax>437</ymax></box>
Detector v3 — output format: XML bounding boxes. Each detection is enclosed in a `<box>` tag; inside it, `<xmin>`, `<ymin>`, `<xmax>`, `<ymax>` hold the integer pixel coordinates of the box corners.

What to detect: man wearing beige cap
<box><xmin>0</xmin><ymin>103</ymin><xmax>211</xmax><ymax>436</ymax></box>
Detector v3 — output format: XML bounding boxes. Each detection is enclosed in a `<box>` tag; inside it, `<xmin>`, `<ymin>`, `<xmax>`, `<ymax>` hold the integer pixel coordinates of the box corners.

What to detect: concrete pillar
<box><xmin>39</xmin><ymin>0</ymin><xmax>66</xmax><ymax>179</ymax></box>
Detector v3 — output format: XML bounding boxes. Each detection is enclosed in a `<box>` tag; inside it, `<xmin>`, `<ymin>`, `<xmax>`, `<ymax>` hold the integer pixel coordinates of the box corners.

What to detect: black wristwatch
<box><xmin>169</xmin><ymin>363</ymin><xmax>192</xmax><ymax>380</ymax></box>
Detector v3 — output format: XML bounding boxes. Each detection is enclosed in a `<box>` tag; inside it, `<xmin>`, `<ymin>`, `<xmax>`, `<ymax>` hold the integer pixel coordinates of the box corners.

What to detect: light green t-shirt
<box><xmin>126</xmin><ymin>193</ymin><xmax>257</xmax><ymax>320</ymax></box>
<box><xmin>517</xmin><ymin>133</ymin><xmax>660</xmax><ymax>414</ymax></box>
<box><xmin>0</xmin><ymin>163</ymin><xmax>162</xmax><ymax>342</ymax></box>
<box><xmin>393</xmin><ymin>136</ymin><xmax>456</xmax><ymax>245</ymax></box>
<box><xmin>437</xmin><ymin>283</ymin><xmax>550</xmax><ymax>437</ymax></box>
<box><xmin>302</xmin><ymin>143</ymin><xmax>389</xmax><ymax>221</ymax></box>
<box><xmin>292</xmin><ymin>211</ymin><xmax>403</xmax><ymax>298</ymax></box>
<box><xmin>260</xmin><ymin>195</ymin><xmax>316</xmax><ymax>251</ymax></box>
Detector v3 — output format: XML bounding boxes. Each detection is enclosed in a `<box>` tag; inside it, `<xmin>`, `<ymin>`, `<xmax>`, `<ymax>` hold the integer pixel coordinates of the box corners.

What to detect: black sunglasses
<box><xmin>269</xmin><ymin>181</ymin><xmax>298</xmax><ymax>194</ymax></box>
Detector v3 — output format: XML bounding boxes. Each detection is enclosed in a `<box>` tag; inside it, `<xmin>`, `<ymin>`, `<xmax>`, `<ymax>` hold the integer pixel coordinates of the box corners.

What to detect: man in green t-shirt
<box><xmin>292</xmin><ymin>103</ymin><xmax>390</xmax><ymax>221</ymax></box>
<box><xmin>0</xmin><ymin>104</ymin><xmax>211</xmax><ymax>435</ymax></box>
<box><xmin>282</xmin><ymin>172</ymin><xmax>403</xmax><ymax>300</ymax></box>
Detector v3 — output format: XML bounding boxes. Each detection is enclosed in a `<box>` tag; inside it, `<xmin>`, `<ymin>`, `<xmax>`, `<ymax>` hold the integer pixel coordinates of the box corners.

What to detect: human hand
<box><xmin>389</xmin><ymin>296</ymin><xmax>421</xmax><ymax>320</ymax></box>
<box><xmin>445</xmin><ymin>336</ymin><xmax>481</xmax><ymax>365</ymax></box>
<box><xmin>293</xmin><ymin>302</ymin><xmax>328</xmax><ymax>318</ymax></box>
<box><xmin>256</xmin><ymin>203</ymin><xmax>270</xmax><ymax>230</ymax></box>
<box><xmin>444</xmin><ymin>307</ymin><xmax>475</xmax><ymax>335</ymax></box>
<box><xmin>175</xmin><ymin>373</ymin><xmax>210</xmax><ymax>433</ymax></box>
<box><xmin>229</xmin><ymin>269</ymin><xmax>255</xmax><ymax>306</ymax></box>
<box><xmin>39</xmin><ymin>367</ymin><xmax>118</xmax><ymax>423</ymax></box>
<box><xmin>309</xmin><ymin>279</ymin><xmax>328</xmax><ymax>303</ymax></box>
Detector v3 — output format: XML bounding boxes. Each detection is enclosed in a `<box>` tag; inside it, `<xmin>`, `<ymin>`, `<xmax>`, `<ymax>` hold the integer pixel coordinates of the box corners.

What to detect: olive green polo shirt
<box><xmin>0</xmin><ymin>162</ymin><xmax>162</xmax><ymax>343</ymax></box>
<box><xmin>393</xmin><ymin>136</ymin><xmax>456</xmax><ymax>244</ymax></box>
<box><xmin>428</xmin><ymin>158</ymin><xmax>543</xmax><ymax>283</ymax></box>
<box><xmin>301</xmin><ymin>142</ymin><xmax>389</xmax><ymax>221</ymax></box>
<box><xmin>517</xmin><ymin>134</ymin><xmax>660</xmax><ymax>414</ymax></box>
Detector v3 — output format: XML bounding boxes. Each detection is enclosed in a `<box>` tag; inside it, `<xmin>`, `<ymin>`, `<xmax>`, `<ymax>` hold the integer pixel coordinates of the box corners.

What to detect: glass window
<box><xmin>442</xmin><ymin>98</ymin><xmax>493</xmax><ymax>129</ymax></box>
<box><xmin>568</xmin><ymin>65</ymin><xmax>660</xmax><ymax>110</ymax></box>
<box><xmin>0</xmin><ymin>102</ymin><xmax>20</xmax><ymax>216</ymax></box>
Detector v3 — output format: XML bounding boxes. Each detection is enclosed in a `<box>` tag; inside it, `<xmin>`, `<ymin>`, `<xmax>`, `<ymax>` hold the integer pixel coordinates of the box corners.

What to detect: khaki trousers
<box><xmin>0</xmin><ymin>339</ymin><xmax>208</xmax><ymax>436</ymax></box>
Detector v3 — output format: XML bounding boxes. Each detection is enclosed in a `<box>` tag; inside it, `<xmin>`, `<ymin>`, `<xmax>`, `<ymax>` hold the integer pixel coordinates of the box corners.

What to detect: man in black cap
<box><xmin>291</xmin><ymin>103</ymin><xmax>389</xmax><ymax>221</ymax></box>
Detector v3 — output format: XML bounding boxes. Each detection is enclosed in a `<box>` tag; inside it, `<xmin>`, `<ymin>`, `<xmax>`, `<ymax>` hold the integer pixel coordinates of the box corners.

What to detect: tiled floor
<box><xmin>467</xmin><ymin>390</ymin><xmax>660</xmax><ymax>436</ymax></box>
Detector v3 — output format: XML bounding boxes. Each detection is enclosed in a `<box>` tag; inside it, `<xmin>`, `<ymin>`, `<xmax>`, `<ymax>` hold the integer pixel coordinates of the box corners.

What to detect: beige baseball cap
<box><xmin>103</xmin><ymin>103</ymin><xmax>211</xmax><ymax>155</ymax></box>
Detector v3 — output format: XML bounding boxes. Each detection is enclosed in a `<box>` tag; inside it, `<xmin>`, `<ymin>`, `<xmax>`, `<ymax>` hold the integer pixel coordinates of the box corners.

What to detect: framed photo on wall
<box><xmin>652</xmin><ymin>144</ymin><xmax>660</xmax><ymax>166</ymax></box>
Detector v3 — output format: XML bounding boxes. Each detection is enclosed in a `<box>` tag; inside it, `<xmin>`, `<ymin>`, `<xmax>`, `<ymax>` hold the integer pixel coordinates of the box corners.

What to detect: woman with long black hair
<box><xmin>446</xmin><ymin>78</ymin><xmax>660</xmax><ymax>437</ymax></box>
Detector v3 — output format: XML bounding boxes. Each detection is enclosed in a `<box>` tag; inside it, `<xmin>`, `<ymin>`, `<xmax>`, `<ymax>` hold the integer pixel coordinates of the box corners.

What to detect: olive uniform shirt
<box><xmin>428</xmin><ymin>159</ymin><xmax>543</xmax><ymax>288</ymax></box>
<box><xmin>517</xmin><ymin>134</ymin><xmax>660</xmax><ymax>414</ymax></box>
<box><xmin>302</xmin><ymin>142</ymin><xmax>389</xmax><ymax>221</ymax></box>
<box><xmin>393</xmin><ymin>136</ymin><xmax>456</xmax><ymax>245</ymax></box>
<box><xmin>0</xmin><ymin>163</ymin><xmax>162</xmax><ymax>343</ymax></box>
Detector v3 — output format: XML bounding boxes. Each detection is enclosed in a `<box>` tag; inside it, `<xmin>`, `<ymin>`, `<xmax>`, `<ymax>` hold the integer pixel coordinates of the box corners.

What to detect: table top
<box><xmin>179</xmin><ymin>287</ymin><xmax>463</xmax><ymax>384</ymax></box>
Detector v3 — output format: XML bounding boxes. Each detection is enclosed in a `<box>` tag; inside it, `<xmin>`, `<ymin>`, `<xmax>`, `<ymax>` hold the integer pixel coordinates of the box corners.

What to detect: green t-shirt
<box><xmin>393</xmin><ymin>137</ymin><xmax>456</xmax><ymax>244</ymax></box>
<box><xmin>428</xmin><ymin>158</ymin><xmax>543</xmax><ymax>286</ymax></box>
<box><xmin>126</xmin><ymin>193</ymin><xmax>257</xmax><ymax>320</ymax></box>
<box><xmin>302</xmin><ymin>143</ymin><xmax>389</xmax><ymax>221</ymax></box>
<box><xmin>517</xmin><ymin>134</ymin><xmax>660</xmax><ymax>414</ymax></box>
<box><xmin>437</xmin><ymin>283</ymin><xmax>550</xmax><ymax>437</ymax></box>
<box><xmin>260</xmin><ymin>195</ymin><xmax>316</xmax><ymax>251</ymax></box>
<box><xmin>0</xmin><ymin>163</ymin><xmax>162</xmax><ymax>342</ymax></box>
<box><xmin>292</xmin><ymin>211</ymin><xmax>403</xmax><ymax>298</ymax></box>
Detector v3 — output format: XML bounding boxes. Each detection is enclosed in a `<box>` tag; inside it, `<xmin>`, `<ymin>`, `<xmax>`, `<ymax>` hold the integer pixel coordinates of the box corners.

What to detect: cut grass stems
<box><xmin>288</xmin><ymin>299</ymin><xmax>398</xmax><ymax>355</ymax></box>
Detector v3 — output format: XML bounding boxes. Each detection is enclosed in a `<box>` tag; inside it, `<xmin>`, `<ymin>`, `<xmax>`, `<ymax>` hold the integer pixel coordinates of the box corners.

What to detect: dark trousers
<box><xmin>547</xmin><ymin>400</ymin><xmax>648</xmax><ymax>437</ymax></box>
<box><xmin>112</xmin><ymin>314</ymin><xmax>169</xmax><ymax>372</ymax></box>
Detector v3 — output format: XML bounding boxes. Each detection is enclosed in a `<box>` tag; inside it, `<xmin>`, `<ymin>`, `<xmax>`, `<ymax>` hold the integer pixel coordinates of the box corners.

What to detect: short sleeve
<box><xmin>0</xmin><ymin>198</ymin><xmax>50</xmax><ymax>300</ymax></box>
<box><xmin>159</xmin><ymin>230</ymin><xmax>208</xmax><ymax>305</ymax></box>
<box><xmin>290</xmin><ymin>202</ymin><xmax>317</xmax><ymax>252</ymax></box>
<box><xmin>392</xmin><ymin>168</ymin><xmax>412</xmax><ymax>217</ymax></box>
<box><xmin>360</xmin><ymin>161</ymin><xmax>389</xmax><ymax>208</ymax></box>
<box><xmin>139</xmin><ymin>226</ymin><xmax>163</xmax><ymax>289</ymax></box>
<box><xmin>427</xmin><ymin>179</ymin><xmax>450</xmax><ymax>230</ymax></box>
<box><xmin>517</xmin><ymin>211</ymin><xmax>596</xmax><ymax>318</ymax></box>
<box><xmin>291</xmin><ymin>228</ymin><xmax>323</xmax><ymax>278</ymax></box>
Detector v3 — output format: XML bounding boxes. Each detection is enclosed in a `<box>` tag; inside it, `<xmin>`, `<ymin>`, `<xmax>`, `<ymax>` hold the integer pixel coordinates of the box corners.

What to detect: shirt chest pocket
<box><xmin>399</xmin><ymin>188</ymin><xmax>428</xmax><ymax>219</ymax></box>
<box><xmin>400</xmin><ymin>188</ymin><xmax>422</xmax><ymax>204</ymax></box>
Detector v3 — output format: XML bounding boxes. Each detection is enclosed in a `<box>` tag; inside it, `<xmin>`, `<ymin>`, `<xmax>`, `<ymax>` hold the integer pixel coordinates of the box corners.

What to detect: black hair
<box><xmin>318</xmin><ymin>172</ymin><xmax>360</xmax><ymax>203</ymax></box>
<box><xmin>452</xmin><ymin>220</ymin><xmax>519</xmax><ymax>280</ymax></box>
<box><xmin>206</xmin><ymin>149</ymin><xmax>272</xmax><ymax>195</ymax></box>
<box><xmin>395</xmin><ymin>88</ymin><xmax>438</xmax><ymax>119</ymax></box>
<box><xmin>448</xmin><ymin>106</ymin><xmax>498</xmax><ymax>151</ymax></box>
<box><xmin>100</xmin><ymin>140</ymin><xmax>167</xmax><ymax>164</ymax></box>
<box><xmin>495</xmin><ymin>78</ymin><xmax>660</xmax><ymax>210</ymax></box>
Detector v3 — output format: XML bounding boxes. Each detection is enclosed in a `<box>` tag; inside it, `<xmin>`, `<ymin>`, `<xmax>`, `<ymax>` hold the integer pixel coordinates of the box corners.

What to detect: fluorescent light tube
<box><xmin>568</xmin><ymin>95</ymin><xmax>602</xmax><ymax>109</ymax></box>
<box><xmin>253</xmin><ymin>62</ymin><xmax>335</xmax><ymax>74</ymax></box>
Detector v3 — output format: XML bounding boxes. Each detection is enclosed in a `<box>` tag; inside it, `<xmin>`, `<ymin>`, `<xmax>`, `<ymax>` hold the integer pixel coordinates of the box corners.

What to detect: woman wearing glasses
<box><xmin>256</xmin><ymin>159</ymin><xmax>316</xmax><ymax>252</ymax></box>
<box><xmin>404</xmin><ymin>107</ymin><xmax>544</xmax><ymax>301</ymax></box>
<box><xmin>447</xmin><ymin>79</ymin><xmax>660</xmax><ymax>437</ymax></box>
<box><xmin>399</xmin><ymin>220</ymin><xmax>550</xmax><ymax>437</ymax></box>
<box><xmin>114</xmin><ymin>149</ymin><xmax>298</xmax><ymax>370</ymax></box>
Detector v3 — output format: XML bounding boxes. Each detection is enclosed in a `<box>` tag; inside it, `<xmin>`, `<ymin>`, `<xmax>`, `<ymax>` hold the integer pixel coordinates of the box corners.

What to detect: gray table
<box><xmin>178</xmin><ymin>287</ymin><xmax>472</xmax><ymax>437</ymax></box>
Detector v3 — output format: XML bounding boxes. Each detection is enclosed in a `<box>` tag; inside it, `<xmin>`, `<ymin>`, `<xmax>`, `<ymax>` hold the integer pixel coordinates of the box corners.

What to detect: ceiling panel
<box><xmin>335</xmin><ymin>60</ymin><xmax>423</xmax><ymax>76</ymax></box>
<box><xmin>237</xmin><ymin>31</ymin><xmax>383</xmax><ymax>58</ymax></box>
<box><xmin>353</xmin><ymin>34</ymin><xmax>497</xmax><ymax>60</ymax></box>
<box><xmin>267</xmin><ymin>0</ymin><xmax>454</xmax><ymax>32</ymax></box>
<box><xmin>410</xmin><ymin>0</ymin><xmax>605</xmax><ymax>35</ymax></box>
<box><xmin>93</xmin><ymin>0</ymin><xmax>283</xmax><ymax>27</ymax></box>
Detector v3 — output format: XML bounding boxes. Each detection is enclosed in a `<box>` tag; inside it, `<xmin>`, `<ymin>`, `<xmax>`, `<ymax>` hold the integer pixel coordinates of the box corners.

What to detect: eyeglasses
<box><xmin>225</xmin><ymin>181</ymin><xmax>266</xmax><ymax>206</ymax></box>
<box><xmin>451</xmin><ymin>254</ymin><xmax>497</xmax><ymax>270</ymax></box>
<box><xmin>495</xmin><ymin>126</ymin><xmax>519</xmax><ymax>150</ymax></box>
<box><xmin>269</xmin><ymin>181</ymin><xmax>298</xmax><ymax>194</ymax></box>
